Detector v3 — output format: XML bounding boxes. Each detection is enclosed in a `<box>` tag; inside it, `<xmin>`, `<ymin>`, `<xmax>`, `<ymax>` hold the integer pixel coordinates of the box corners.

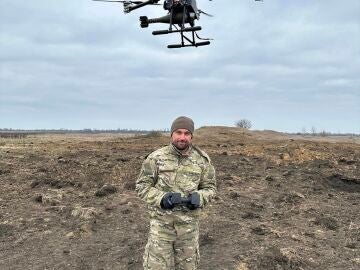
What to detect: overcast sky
<box><xmin>1</xmin><ymin>0</ymin><xmax>359</xmax><ymax>133</ymax></box>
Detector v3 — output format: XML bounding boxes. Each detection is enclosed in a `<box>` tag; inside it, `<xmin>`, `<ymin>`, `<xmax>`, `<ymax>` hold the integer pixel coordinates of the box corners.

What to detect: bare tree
<box><xmin>235</xmin><ymin>119</ymin><xmax>252</xmax><ymax>129</ymax></box>
<box><xmin>320</xmin><ymin>130</ymin><xmax>331</xmax><ymax>137</ymax></box>
<box><xmin>311</xmin><ymin>126</ymin><xmax>317</xmax><ymax>136</ymax></box>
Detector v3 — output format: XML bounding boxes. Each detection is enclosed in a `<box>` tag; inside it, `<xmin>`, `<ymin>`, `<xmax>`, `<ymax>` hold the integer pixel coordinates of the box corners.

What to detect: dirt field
<box><xmin>0</xmin><ymin>127</ymin><xmax>359</xmax><ymax>270</ymax></box>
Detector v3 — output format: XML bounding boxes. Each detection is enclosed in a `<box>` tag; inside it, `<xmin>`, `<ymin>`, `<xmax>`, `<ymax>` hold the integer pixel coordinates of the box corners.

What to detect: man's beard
<box><xmin>172</xmin><ymin>140</ymin><xmax>190</xmax><ymax>150</ymax></box>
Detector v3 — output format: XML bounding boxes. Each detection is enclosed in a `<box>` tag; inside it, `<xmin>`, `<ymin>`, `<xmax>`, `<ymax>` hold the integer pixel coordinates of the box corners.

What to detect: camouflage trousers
<box><xmin>143</xmin><ymin>212</ymin><xmax>200</xmax><ymax>270</ymax></box>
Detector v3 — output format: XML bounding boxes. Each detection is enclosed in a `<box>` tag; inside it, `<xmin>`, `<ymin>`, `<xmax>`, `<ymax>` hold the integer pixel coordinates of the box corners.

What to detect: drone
<box><xmin>93</xmin><ymin>0</ymin><xmax>263</xmax><ymax>49</ymax></box>
<box><xmin>93</xmin><ymin>0</ymin><xmax>214</xmax><ymax>48</ymax></box>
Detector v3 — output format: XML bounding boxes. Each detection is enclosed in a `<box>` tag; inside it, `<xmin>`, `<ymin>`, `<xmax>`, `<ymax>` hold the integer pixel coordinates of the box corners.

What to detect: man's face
<box><xmin>171</xmin><ymin>128</ymin><xmax>192</xmax><ymax>150</ymax></box>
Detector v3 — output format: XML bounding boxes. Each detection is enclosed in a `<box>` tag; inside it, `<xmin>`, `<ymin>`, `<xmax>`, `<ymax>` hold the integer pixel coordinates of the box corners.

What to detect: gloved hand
<box><xmin>160</xmin><ymin>192</ymin><xmax>177</xmax><ymax>210</ymax></box>
<box><xmin>187</xmin><ymin>192</ymin><xmax>201</xmax><ymax>210</ymax></box>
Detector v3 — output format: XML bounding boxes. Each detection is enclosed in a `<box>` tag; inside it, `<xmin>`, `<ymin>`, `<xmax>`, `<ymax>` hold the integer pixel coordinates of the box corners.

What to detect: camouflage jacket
<box><xmin>136</xmin><ymin>144</ymin><xmax>216</xmax><ymax>217</ymax></box>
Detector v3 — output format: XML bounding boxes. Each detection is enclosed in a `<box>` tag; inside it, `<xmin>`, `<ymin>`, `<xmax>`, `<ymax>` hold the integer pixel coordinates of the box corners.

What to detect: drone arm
<box><xmin>127</xmin><ymin>0</ymin><xmax>160</xmax><ymax>12</ymax></box>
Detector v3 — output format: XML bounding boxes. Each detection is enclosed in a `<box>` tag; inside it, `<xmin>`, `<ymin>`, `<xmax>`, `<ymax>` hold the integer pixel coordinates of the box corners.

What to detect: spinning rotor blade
<box><xmin>92</xmin><ymin>0</ymin><xmax>158</xmax><ymax>4</ymax></box>
<box><xmin>93</xmin><ymin>0</ymin><xmax>142</xmax><ymax>3</ymax></box>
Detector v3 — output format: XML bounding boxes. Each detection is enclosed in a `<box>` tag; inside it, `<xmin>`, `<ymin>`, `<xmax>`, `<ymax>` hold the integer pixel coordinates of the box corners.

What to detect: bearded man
<box><xmin>136</xmin><ymin>116</ymin><xmax>216</xmax><ymax>270</ymax></box>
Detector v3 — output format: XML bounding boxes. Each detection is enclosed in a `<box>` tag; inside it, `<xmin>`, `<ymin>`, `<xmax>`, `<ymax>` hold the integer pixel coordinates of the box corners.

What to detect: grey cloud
<box><xmin>0</xmin><ymin>0</ymin><xmax>359</xmax><ymax>132</ymax></box>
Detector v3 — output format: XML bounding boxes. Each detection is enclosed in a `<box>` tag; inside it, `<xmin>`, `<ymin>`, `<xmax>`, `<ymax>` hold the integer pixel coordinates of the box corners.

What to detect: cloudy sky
<box><xmin>1</xmin><ymin>0</ymin><xmax>359</xmax><ymax>133</ymax></box>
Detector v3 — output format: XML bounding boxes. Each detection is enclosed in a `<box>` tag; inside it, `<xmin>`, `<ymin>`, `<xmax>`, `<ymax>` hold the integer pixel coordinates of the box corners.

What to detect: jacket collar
<box><xmin>170</xmin><ymin>143</ymin><xmax>193</xmax><ymax>157</ymax></box>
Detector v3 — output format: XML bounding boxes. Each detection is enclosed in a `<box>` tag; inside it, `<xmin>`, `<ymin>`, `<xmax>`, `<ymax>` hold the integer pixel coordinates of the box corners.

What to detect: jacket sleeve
<box><xmin>197</xmin><ymin>162</ymin><xmax>216</xmax><ymax>207</ymax></box>
<box><xmin>135</xmin><ymin>157</ymin><xmax>166</xmax><ymax>208</ymax></box>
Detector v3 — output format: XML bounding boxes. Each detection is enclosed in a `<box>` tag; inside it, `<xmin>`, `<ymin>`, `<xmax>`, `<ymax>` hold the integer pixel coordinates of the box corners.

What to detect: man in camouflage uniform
<box><xmin>136</xmin><ymin>116</ymin><xmax>216</xmax><ymax>270</ymax></box>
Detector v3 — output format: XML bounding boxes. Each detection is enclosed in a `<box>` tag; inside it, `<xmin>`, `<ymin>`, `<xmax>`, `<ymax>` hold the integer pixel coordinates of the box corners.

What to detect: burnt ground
<box><xmin>0</xmin><ymin>127</ymin><xmax>359</xmax><ymax>270</ymax></box>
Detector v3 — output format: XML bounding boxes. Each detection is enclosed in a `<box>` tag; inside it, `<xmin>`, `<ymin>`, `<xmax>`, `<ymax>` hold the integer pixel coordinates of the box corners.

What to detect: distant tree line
<box><xmin>0</xmin><ymin>128</ymin><xmax>169</xmax><ymax>136</ymax></box>
<box><xmin>292</xmin><ymin>126</ymin><xmax>359</xmax><ymax>137</ymax></box>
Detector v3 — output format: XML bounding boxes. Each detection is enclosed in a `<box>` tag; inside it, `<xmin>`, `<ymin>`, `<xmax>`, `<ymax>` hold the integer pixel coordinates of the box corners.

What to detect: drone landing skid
<box><xmin>152</xmin><ymin>26</ymin><xmax>210</xmax><ymax>49</ymax></box>
<box><xmin>152</xmin><ymin>26</ymin><xmax>201</xmax><ymax>35</ymax></box>
<box><xmin>167</xmin><ymin>41</ymin><xmax>210</xmax><ymax>49</ymax></box>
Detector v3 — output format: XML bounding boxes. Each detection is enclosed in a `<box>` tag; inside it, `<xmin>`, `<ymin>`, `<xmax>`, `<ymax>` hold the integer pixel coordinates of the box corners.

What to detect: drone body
<box><xmin>93</xmin><ymin>0</ymin><xmax>212</xmax><ymax>48</ymax></box>
<box><xmin>93</xmin><ymin>0</ymin><xmax>262</xmax><ymax>48</ymax></box>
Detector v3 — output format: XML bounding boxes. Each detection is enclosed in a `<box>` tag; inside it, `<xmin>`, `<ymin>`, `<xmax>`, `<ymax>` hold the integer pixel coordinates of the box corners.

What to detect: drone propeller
<box><xmin>92</xmin><ymin>0</ymin><xmax>161</xmax><ymax>5</ymax></box>
<box><xmin>92</xmin><ymin>0</ymin><xmax>143</xmax><ymax>3</ymax></box>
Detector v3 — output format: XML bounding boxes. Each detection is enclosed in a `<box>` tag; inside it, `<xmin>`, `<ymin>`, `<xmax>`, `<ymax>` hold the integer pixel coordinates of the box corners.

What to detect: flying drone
<box><xmin>93</xmin><ymin>0</ymin><xmax>263</xmax><ymax>49</ymax></box>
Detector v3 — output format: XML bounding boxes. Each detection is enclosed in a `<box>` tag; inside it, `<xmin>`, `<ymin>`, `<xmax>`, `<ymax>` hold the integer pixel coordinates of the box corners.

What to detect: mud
<box><xmin>0</xmin><ymin>127</ymin><xmax>359</xmax><ymax>270</ymax></box>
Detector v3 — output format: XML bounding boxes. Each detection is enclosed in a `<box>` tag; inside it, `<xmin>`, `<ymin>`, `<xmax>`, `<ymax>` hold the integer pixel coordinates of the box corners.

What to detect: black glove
<box><xmin>187</xmin><ymin>192</ymin><xmax>201</xmax><ymax>210</ymax></box>
<box><xmin>160</xmin><ymin>192</ymin><xmax>177</xmax><ymax>210</ymax></box>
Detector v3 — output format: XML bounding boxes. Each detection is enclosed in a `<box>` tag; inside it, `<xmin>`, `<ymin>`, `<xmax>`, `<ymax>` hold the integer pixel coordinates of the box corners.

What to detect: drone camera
<box><xmin>140</xmin><ymin>16</ymin><xmax>149</xmax><ymax>28</ymax></box>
